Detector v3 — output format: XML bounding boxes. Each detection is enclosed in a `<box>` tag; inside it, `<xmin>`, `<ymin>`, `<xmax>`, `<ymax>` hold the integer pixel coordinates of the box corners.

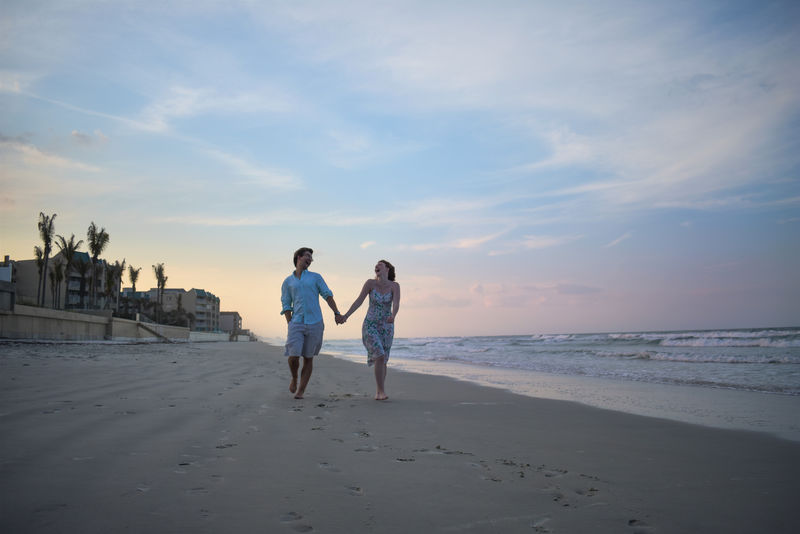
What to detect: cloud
<box><xmin>206</xmin><ymin>149</ymin><xmax>302</xmax><ymax>190</ymax></box>
<box><xmin>403</xmin><ymin>292</ymin><xmax>472</xmax><ymax>309</ymax></box>
<box><xmin>0</xmin><ymin>135</ymin><xmax>102</xmax><ymax>172</ymax></box>
<box><xmin>471</xmin><ymin>281</ymin><xmax>602</xmax><ymax>308</ymax></box>
<box><xmin>139</xmin><ymin>85</ymin><xmax>295</xmax><ymax>132</ymax></box>
<box><xmin>404</xmin><ymin>229</ymin><xmax>508</xmax><ymax>252</ymax></box>
<box><xmin>604</xmin><ymin>232</ymin><xmax>632</xmax><ymax>248</ymax></box>
<box><xmin>515</xmin><ymin>126</ymin><xmax>597</xmax><ymax>172</ymax></box>
<box><xmin>0</xmin><ymin>70</ymin><xmax>28</xmax><ymax>93</ymax></box>
<box><xmin>328</xmin><ymin>128</ymin><xmax>370</xmax><ymax>154</ymax></box>
<box><xmin>71</xmin><ymin>129</ymin><xmax>108</xmax><ymax>146</ymax></box>
<box><xmin>360</xmin><ymin>241</ymin><xmax>376</xmax><ymax>249</ymax></box>
<box><xmin>470</xmin><ymin>283</ymin><xmax>545</xmax><ymax>309</ymax></box>
<box><xmin>555</xmin><ymin>283</ymin><xmax>602</xmax><ymax>295</ymax></box>
<box><xmin>521</xmin><ymin>234</ymin><xmax>582</xmax><ymax>250</ymax></box>
<box><xmin>488</xmin><ymin>234</ymin><xmax>583</xmax><ymax>256</ymax></box>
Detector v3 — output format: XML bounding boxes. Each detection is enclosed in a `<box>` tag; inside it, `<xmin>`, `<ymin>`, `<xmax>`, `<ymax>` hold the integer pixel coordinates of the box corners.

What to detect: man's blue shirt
<box><xmin>280</xmin><ymin>270</ymin><xmax>333</xmax><ymax>324</ymax></box>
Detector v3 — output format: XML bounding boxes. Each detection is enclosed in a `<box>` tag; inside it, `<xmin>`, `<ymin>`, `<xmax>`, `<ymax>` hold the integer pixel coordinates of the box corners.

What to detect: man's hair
<box><xmin>379</xmin><ymin>259</ymin><xmax>396</xmax><ymax>281</ymax></box>
<box><xmin>293</xmin><ymin>247</ymin><xmax>313</xmax><ymax>266</ymax></box>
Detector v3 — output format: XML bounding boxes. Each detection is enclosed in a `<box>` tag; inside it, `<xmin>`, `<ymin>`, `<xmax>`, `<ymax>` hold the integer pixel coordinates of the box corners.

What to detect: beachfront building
<box><xmin>62</xmin><ymin>251</ymin><xmax>93</xmax><ymax>310</ymax></box>
<box><xmin>0</xmin><ymin>256</ymin><xmax>16</xmax><ymax>311</ymax></box>
<box><xmin>220</xmin><ymin>311</ymin><xmax>242</xmax><ymax>334</ymax></box>
<box><xmin>143</xmin><ymin>287</ymin><xmax>221</xmax><ymax>331</ymax></box>
<box><xmin>119</xmin><ymin>287</ymin><xmax>152</xmax><ymax>320</ymax></box>
<box><xmin>7</xmin><ymin>251</ymin><xmax>108</xmax><ymax>310</ymax></box>
<box><xmin>221</xmin><ymin>311</ymin><xmax>256</xmax><ymax>341</ymax></box>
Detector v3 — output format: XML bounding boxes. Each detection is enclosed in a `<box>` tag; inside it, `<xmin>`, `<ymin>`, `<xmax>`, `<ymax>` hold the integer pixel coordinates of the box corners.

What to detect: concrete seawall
<box><xmin>0</xmin><ymin>304</ymin><xmax>190</xmax><ymax>342</ymax></box>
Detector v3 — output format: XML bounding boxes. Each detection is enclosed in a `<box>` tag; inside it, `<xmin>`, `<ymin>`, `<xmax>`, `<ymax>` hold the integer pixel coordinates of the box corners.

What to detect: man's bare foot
<box><xmin>375</xmin><ymin>393</ymin><xmax>388</xmax><ymax>401</ymax></box>
<box><xmin>289</xmin><ymin>378</ymin><xmax>297</xmax><ymax>393</ymax></box>
<box><xmin>294</xmin><ymin>390</ymin><xmax>305</xmax><ymax>399</ymax></box>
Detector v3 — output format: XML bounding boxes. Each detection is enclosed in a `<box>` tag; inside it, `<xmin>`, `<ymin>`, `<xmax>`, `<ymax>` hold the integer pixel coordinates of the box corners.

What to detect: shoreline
<box><xmin>329</xmin><ymin>351</ymin><xmax>800</xmax><ymax>443</ymax></box>
<box><xmin>2</xmin><ymin>341</ymin><xmax>799</xmax><ymax>533</ymax></box>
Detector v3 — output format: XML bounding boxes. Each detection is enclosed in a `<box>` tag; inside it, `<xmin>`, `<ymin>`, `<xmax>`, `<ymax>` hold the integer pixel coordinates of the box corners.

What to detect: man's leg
<box><xmin>288</xmin><ymin>356</ymin><xmax>300</xmax><ymax>393</ymax></box>
<box><xmin>295</xmin><ymin>357</ymin><xmax>314</xmax><ymax>399</ymax></box>
<box><xmin>285</xmin><ymin>322</ymin><xmax>304</xmax><ymax>394</ymax></box>
<box><xmin>294</xmin><ymin>321</ymin><xmax>324</xmax><ymax>399</ymax></box>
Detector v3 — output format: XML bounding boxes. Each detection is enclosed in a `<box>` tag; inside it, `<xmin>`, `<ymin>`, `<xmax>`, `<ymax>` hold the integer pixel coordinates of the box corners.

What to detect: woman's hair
<box><xmin>293</xmin><ymin>247</ymin><xmax>313</xmax><ymax>266</ymax></box>
<box><xmin>379</xmin><ymin>260</ymin><xmax>396</xmax><ymax>281</ymax></box>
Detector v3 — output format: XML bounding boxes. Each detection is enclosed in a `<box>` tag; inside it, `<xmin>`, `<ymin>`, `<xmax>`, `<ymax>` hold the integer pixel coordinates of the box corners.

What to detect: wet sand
<box><xmin>1</xmin><ymin>341</ymin><xmax>799</xmax><ymax>533</ymax></box>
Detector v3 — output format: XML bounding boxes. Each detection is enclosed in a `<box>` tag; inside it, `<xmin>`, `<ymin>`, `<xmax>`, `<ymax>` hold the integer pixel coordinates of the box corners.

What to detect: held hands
<box><xmin>335</xmin><ymin>313</ymin><xmax>394</xmax><ymax>324</ymax></box>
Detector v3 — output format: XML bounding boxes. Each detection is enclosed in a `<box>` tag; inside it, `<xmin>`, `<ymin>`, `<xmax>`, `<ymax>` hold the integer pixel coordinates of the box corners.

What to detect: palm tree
<box><xmin>103</xmin><ymin>265</ymin><xmax>116</xmax><ymax>309</ymax></box>
<box><xmin>152</xmin><ymin>263</ymin><xmax>167</xmax><ymax>323</ymax></box>
<box><xmin>113</xmin><ymin>259</ymin><xmax>126</xmax><ymax>312</ymax></box>
<box><xmin>74</xmin><ymin>257</ymin><xmax>92</xmax><ymax>309</ymax></box>
<box><xmin>48</xmin><ymin>266</ymin><xmax>57</xmax><ymax>308</ymax></box>
<box><xmin>37</xmin><ymin>212</ymin><xmax>57</xmax><ymax>306</ymax></box>
<box><xmin>55</xmin><ymin>234</ymin><xmax>83</xmax><ymax>309</ymax></box>
<box><xmin>87</xmin><ymin>222</ymin><xmax>110</xmax><ymax>308</ymax></box>
<box><xmin>128</xmin><ymin>265</ymin><xmax>142</xmax><ymax>293</ymax></box>
<box><xmin>34</xmin><ymin>246</ymin><xmax>44</xmax><ymax>306</ymax></box>
<box><xmin>49</xmin><ymin>261</ymin><xmax>65</xmax><ymax>309</ymax></box>
<box><xmin>128</xmin><ymin>265</ymin><xmax>142</xmax><ymax>316</ymax></box>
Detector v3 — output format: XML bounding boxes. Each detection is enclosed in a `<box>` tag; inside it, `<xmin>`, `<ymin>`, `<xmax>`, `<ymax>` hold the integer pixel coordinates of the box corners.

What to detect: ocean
<box><xmin>321</xmin><ymin>327</ymin><xmax>800</xmax><ymax>440</ymax></box>
<box><xmin>322</xmin><ymin>327</ymin><xmax>800</xmax><ymax>395</ymax></box>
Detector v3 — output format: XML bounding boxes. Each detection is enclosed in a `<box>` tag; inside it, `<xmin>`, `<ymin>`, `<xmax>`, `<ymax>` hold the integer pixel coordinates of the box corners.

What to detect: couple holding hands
<box><xmin>280</xmin><ymin>247</ymin><xmax>400</xmax><ymax>400</ymax></box>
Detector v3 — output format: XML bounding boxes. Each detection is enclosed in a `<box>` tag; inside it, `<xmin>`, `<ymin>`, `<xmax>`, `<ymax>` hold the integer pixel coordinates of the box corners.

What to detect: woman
<box><xmin>340</xmin><ymin>260</ymin><xmax>400</xmax><ymax>400</ymax></box>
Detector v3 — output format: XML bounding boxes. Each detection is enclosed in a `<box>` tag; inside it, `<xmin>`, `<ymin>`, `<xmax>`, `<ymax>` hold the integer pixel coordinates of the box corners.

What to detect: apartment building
<box><xmin>220</xmin><ymin>311</ymin><xmax>242</xmax><ymax>334</ymax></box>
<box><xmin>143</xmin><ymin>287</ymin><xmax>221</xmax><ymax>331</ymax></box>
<box><xmin>7</xmin><ymin>251</ymin><xmax>109</xmax><ymax>310</ymax></box>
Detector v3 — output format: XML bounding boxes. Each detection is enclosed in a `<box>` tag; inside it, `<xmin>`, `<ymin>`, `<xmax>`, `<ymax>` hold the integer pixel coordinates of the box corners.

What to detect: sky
<box><xmin>2</xmin><ymin>0</ymin><xmax>799</xmax><ymax>340</ymax></box>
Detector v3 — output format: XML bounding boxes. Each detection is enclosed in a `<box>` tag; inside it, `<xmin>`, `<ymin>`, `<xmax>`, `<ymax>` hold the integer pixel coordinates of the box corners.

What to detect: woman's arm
<box><xmin>387</xmin><ymin>282</ymin><xmax>400</xmax><ymax>323</ymax></box>
<box><xmin>342</xmin><ymin>280</ymin><xmax>373</xmax><ymax>321</ymax></box>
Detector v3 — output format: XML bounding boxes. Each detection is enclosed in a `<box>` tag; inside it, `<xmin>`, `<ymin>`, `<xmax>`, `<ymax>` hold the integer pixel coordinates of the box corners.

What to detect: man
<box><xmin>280</xmin><ymin>247</ymin><xmax>342</xmax><ymax>399</ymax></box>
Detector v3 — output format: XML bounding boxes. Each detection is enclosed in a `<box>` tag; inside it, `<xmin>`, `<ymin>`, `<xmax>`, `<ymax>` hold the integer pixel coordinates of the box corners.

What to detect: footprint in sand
<box><xmin>413</xmin><ymin>445</ymin><xmax>473</xmax><ymax>456</ymax></box>
<box><xmin>318</xmin><ymin>462</ymin><xmax>341</xmax><ymax>472</ymax></box>
<box><xmin>280</xmin><ymin>511</ymin><xmax>313</xmax><ymax>532</ymax></box>
<box><xmin>539</xmin><ymin>466</ymin><xmax>568</xmax><ymax>478</ymax></box>
<box><xmin>628</xmin><ymin>519</ymin><xmax>655</xmax><ymax>533</ymax></box>
<box><xmin>347</xmin><ymin>486</ymin><xmax>364</xmax><ymax>496</ymax></box>
<box><xmin>575</xmin><ymin>486</ymin><xmax>600</xmax><ymax>497</ymax></box>
<box><xmin>531</xmin><ymin>516</ymin><xmax>552</xmax><ymax>533</ymax></box>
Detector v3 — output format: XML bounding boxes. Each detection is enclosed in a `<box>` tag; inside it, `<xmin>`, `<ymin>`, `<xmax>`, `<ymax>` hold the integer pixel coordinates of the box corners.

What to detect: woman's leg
<box><xmin>374</xmin><ymin>356</ymin><xmax>388</xmax><ymax>400</ymax></box>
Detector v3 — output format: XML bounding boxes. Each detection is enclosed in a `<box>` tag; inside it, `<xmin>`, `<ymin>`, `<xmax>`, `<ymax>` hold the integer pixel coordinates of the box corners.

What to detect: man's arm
<box><xmin>325</xmin><ymin>295</ymin><xmax>341</xmax><ymax>319</ymax></box>
<box><xmin>316</xmin><ymin>274</ymin><xmax>341</xmax><ymax>322</ymax></box>
<box><xmin>280</xmin><ymin>278</ymin><xmax>293</xmax><ymax>323</ymax></box>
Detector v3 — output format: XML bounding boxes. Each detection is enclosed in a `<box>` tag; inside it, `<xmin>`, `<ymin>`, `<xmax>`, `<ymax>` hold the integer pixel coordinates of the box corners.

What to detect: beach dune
<box><xmin>1</xmin><ymin>341</ymin><xmax>798</xmax><ymax>533</ymax></box>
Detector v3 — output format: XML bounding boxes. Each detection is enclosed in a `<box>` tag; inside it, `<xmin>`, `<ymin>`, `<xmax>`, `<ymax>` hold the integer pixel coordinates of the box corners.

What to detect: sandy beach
<box><xmin>1</xmin><ymin>341</ymin><xmax>799</xmax><ymax>533</ymax></box>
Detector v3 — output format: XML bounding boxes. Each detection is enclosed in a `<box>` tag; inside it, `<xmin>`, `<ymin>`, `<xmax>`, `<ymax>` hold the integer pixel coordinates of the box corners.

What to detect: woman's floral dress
<box><xmin>362</xmin><ymin>289</ymin><xmax>394</xmax><ymax>366</ymax></box>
